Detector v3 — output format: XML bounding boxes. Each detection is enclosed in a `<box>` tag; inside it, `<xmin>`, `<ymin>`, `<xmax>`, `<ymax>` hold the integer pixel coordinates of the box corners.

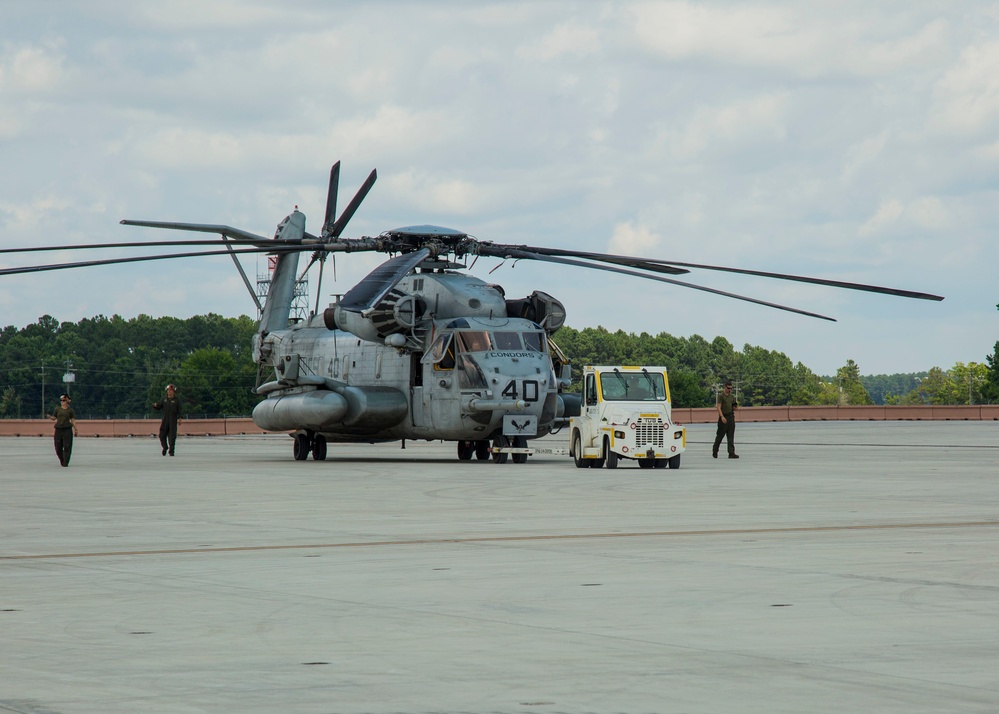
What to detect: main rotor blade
<box><xmin>338</xmin><ymin>248</ymin><xmax>430</xmax><ymax>313</ymax></box>
<box><xmin>322</xmin><ymin>161</ymin><xmax>340</xmax><ymax>238</ymax></box>
<box><xmin>0</xmin><ymin>238</ymin><xmax>300</xmax><ymax>255</ymax></box>
<box><xmin>483</xmin><ymin>246</ymin><xmax>837</xmax><ymax>322</ymax></box>
<box><xmin>499</xmin><ymin>244</ymin><xmax>942</xmax><ymax>301</ymax></box>
<box><xmin>492</xmin><ymin>245</ymin><xmax>689</xmax><ymax>276</ymax></box>
<box><xmin>636</xmin><ymin>258</ymin><xmax>944</xmax><ymax>301</ymax></box>
<box><xmin>0</xmin><ymin>246</ymin><xmax>300</xmax><ymax>277</ymax></box>
<box><xmin>329</xmin><ymin>169</ymin><xmax>377</xmax><ymax>239</ymax></box>
<box><xmin>119</xmin><ymin>220</ymin><xmax>273</xmax><ymax>243</ymax></box>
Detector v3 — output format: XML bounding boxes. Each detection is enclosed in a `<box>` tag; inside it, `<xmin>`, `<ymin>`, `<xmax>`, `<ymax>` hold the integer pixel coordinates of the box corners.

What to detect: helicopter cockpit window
<box><xmin>424</xmin><ymin>332</ymin><xmax>456</xmax><ymax>370</ymax></box>
<box><xmin>456</xmin><ymin>331</ymin><xmax>492</xmax><ymax>353</ymax></box>
<box><xmin>456</xmin><ymin>354</ymin><xmax>488</xmax><ymax>389</ymax></box>
<box><xmin>492</xmin><ymin>332</ymin><xmax>522</xmax><ymax>350</ymax></box>
<box><xmin>522</xmin><ymin>331</ymin><xmax>546</xmax><ymax>353</ymax></box>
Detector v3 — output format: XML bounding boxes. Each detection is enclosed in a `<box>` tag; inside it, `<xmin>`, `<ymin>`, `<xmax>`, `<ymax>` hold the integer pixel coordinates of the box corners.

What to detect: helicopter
<box><xmin>0</xmin><ymin>161</ymin><xmax>944</xmax><ymax>464</ymax></box>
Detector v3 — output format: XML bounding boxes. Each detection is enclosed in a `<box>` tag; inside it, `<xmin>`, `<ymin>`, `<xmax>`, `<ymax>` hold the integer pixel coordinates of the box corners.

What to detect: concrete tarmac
<box><xmin>1</xmin><ymin>421</ymin><xmax>998</xmax><ymax>713</ymax></box>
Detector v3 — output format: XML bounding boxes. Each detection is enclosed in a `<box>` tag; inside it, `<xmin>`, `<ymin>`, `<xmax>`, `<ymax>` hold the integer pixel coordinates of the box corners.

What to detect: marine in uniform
<box><xmin>712</xmin><ymin>381</ymin><xmax>739</xmax><ymax>459</ymax></box>
<box><xmin>48</xmin><ymin>394</ymin><xmax>78</xmax><ymax>467</ymax></box>
<box><xmin>153</xmin><ymin>384</ymin><xmax>183</xmax><ymax>456</ymax></box>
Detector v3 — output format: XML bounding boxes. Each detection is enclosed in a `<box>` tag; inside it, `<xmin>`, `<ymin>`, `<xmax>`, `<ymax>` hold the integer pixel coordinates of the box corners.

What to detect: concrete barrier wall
<box><xmin>673</xmin><ymin>405</ymin><xmax>999</xmax><ymax>424</ymax></box>
<box><xmin>2</xmin><ymin>405</ymin><xmax>997</xmax><ymax>437</ymax></box>
<box><xmin>0</xmin><ymin>418</ymin><xmax>270</xmax><ymax>438</ymax></box>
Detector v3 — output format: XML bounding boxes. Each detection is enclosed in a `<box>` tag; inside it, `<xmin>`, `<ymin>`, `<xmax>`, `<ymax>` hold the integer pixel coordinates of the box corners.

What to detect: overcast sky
<box><xmin>2</xmin><ymin>1</ymin><xmax>997</xmax><ymax>375</ymax></box>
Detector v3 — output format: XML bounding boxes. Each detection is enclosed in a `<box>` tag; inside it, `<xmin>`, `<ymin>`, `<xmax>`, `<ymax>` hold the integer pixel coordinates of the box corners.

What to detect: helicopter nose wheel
<box><xmin>293</xmin><ymin>433</ymin><xmax>311</xmax><ymax>461</ymax></box>
<box><xmin>491</xmin><ymin>435</ymin><xmax>509</xmax><ymax>464</ymax></box>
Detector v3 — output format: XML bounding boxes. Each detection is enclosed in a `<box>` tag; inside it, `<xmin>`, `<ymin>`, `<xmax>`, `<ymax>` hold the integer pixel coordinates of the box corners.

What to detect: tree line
<box><xmin>1</xmin><ymin>312</ymin><xmax>997</xmax><ymax>418</ymax></box>
<box><xmin>0</xmin><ymin>314</ymin><xmax>260</xmax><ymax>419</ymax></box>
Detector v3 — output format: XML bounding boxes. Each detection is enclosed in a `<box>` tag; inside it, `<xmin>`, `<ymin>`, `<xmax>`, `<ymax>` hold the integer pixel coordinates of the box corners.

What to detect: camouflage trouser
<box><xmin>713</xmin><ymin>417</ymin><xmax>736</xmax><ymax>456</ymax></box>
<box><xmin>54</xmin><ymin>427</ymin><xmax>74</xmax><ymax>465</ymax></box>
<box><xmin>159</xmin><ymin>420</ymin><xmax>178</xmax><ymax>455</ymax></box>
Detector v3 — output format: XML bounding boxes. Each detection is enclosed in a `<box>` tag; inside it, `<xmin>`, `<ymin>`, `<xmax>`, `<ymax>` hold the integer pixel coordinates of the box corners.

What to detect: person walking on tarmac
<box><xmin>153</xmin><ymin>384</ymin><xmax>182</xmax><ymax>456</ymax></box>
<box><xmin>48</xmin><ymin>394</ymin><xmax>78</xmax><ymax>467</ymax></box>
<box><xmin>712</xmin><ymin>380</ymin><xmax>740</xmax><ymax>459</ymax></box>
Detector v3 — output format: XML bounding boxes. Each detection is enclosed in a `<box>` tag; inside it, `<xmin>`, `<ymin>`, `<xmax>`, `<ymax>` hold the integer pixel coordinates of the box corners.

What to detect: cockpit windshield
<box><xmin>425</xmin><ymin>328</ymin><xmax>550</xmax><ymax>367</ymax></box>
<box><xmin>456</xmin><ymin>331</ymin><xmax>491</xmax><ymax>353</ymax></box>
<box><xmin>599</xmin><ymin>371</ymin><xmax>667</xmax><ymax>401</ymax></box>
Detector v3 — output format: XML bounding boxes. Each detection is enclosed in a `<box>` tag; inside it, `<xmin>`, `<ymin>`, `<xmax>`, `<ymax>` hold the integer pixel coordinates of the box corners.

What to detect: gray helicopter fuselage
<box><xmin>252</xmin><ymin>311</ymin><xmax>559</xmax><ymax>443</ymax></box>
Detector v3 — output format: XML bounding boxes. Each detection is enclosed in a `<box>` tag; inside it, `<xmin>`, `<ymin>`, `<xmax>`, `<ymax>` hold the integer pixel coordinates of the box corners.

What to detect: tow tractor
<box><xmin>569</xmin><ymin>365</ymin><xmax>686</xmax><ymax>469</ymax></box>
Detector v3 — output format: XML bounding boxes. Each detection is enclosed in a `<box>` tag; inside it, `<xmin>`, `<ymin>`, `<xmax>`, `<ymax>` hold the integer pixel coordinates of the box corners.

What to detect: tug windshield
<box><xmin>599</xmin><ymin>371</ymin><xmax>667</xmax><ymax>402</ymax></box>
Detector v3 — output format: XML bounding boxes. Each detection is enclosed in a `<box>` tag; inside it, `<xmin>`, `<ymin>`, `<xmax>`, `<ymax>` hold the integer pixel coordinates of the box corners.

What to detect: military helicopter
<box><xmin>0</xmin><ymin>162</ymin><xmax>944</xmax><ymax>464</ymax></box>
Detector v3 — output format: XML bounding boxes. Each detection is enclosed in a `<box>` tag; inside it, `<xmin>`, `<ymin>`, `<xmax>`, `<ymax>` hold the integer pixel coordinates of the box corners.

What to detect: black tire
<box><xmin>293</xmin><ymin>433</ymin><xmax>311</xmax><ymax>461</ymax></box>
<box><xmin>667</xmin><ymin>454</ymin><xmax>682</xmax><ymax>470</ymax></box>
<box><xmin>474</xmin><ymin>440</ymin><xmax>490</xmax><ymax>460</ymax></box>
<box><xmin>312</xmin><ymin>435</ymin><xmax>327</xmax><ymax>461</ymax></box>
<box><xmin>457</xmin><ymin>440</ymin><xmax>473</xmax><ymax>461</ymax></box>
<box><xmin>653</xmin><ymin>458</ymin><xmax>668</xmax><ymax>469</ymax></box>
<box><xmin>604</xmin><ymin>438</ymin><xmax>618</xmax><ymax>469</ymax></box>
<box><xmin>512</xmin><ymin>435</ymin><xmax>528</xmax><ymax>464</ymax></box>
<box><xmin>637</xmin><ymin>458</ymin><xmax>655</xmax><ymax>469</ymax></box>
<box><xmin>571</xmin><ymin>431</ymin><xmax>587</xmax><ymax>469</ymax></box>
<box><xmin>492</xmin><ymin>435</ymin><xmax>509</xmax><ymax>464</ymax></box>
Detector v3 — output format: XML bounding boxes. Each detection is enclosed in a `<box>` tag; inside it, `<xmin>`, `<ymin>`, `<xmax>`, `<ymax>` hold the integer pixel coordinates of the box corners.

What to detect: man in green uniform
<box><xmin>153</xmin><ymin>384</ymin><xmax>182</xmax><ymax>456</ymax></box>
<box><xmin>48</xmin><ymin>394</ymin><xmax>78</xmax><ymax>467</ymax></box>
<box><xmin>712</xmin><ymin>380</ymin><xmax>739</xmax><ymax>459</ymax></box>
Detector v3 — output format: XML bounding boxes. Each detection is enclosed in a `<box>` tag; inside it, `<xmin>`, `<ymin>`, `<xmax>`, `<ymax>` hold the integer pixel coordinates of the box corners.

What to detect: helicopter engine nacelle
<box><xmin>324</xmin><ymin>293</ymin><xmax>424</xmax><ymax>345</ymax></box>
<box><xmin>506</xmin><ymin>291</ymin><xmax>566</xmax><ymax>334</ymax></box>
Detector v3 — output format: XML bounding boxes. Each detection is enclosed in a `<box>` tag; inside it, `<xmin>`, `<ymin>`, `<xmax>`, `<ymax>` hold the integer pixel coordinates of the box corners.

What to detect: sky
<box><xmin>1</xmin><ymin>1</ymin><xmax>997</xmax><ymax>376</ymax></box>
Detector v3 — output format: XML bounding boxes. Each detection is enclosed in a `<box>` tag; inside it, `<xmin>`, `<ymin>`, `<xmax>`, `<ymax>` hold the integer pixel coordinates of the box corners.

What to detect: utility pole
<box><xmin>40</xmin><ymin>360</ymin><xmax>46</xmax><ymax>418</ymax></box>
<box><xmin>63</xmin><ymin>358</ymin><xmax>75</xmax><ymax>397</ymax></box>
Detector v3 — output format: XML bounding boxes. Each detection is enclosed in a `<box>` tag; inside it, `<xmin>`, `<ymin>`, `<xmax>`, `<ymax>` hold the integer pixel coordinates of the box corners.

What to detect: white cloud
<box><xmin>517</xmin><ymin>22</ymin><xmax>602</xmax><ymax>62</ymax></box>
<box><xmin>858</xmin><ymin>199</ymin><xmax>904</xmax><ymax>236</ymax></box>
<box><xmin>666</xmin><ymin>93</ymin><xmax>788</xmax><ymax>159</ymax></box>
<box><xmin>0</xmin><ymin>43</ymin><xmax>65</xmax><ymax>91</ymax></box>
<box><xmin>629</xmin><ymin>2</ymin><xmax>947</xmax><ymax>77</ymax></box>
<box><xmin>609</xmin><ymin>221</ymin><xmax>661</xmax><ymax>255</ymax></box>
<box><xmin>384</xmin><ymin>170</ymin><xmax>490</xmax><ymax>216</ymax></box>
<box><xmin>932</xmin><ymin>41</ymin><xmax>999</xmax><ymax>134</ymax></box>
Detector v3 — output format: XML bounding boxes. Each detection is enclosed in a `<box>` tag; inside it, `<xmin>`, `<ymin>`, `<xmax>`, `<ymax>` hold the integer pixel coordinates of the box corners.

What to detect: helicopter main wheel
<box><xmin>637</xmin><ymin>458</ymin><xmax>655</xmax><ymax>469</ymax></box>
<box><xmin>312</xmin><ymin>435</ymin><xmax>328</xmax><ymax>461</ymax></box>
<box><xmin>457</xmin><ymin>440</ymin><xmax>474</xmax><ymax>461</ymax></box>
<box><xmin>293</xmin><ymin>433</ymin><xmax>312</xmax><ymax>461</ymax></box>
<box><xmin>571</xmin><ymin>431</ymin><xmax>587</xmax><ymax>469</ymax></box>
<box><xmin>474</xmin><ymin>440</ymin><xmax>490</xmax><ymax>460</ymax></box>
<box><xmin>667</xmin><ymin>454</ymin><xmax>682</xmax><ymax>469</ymax></box>
<box><xmin>604</xmin><ymin>437</ymin><xmax>618</xmax><ymax>469</ymax></box>
<box><xmin>511</xmin><ymin>435</ymin><xmax>528</xmax><ymax>464</ymax></box>
<box><xmin>491</xmin><ymin>435</ymin><xmax>509</xmax><ymax>464</ymax></box>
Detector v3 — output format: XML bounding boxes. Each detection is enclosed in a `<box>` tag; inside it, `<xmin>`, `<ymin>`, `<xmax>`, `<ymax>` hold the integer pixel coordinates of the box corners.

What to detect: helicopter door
<box><xmin>420</xmin><ymin>331</ymin><xmax>458</xmax><ymax>431</ymax></box>
<box><xmin>409</xmin><ymin>351</ymin><xmax>425</xmax><ymax>428</ymax></box>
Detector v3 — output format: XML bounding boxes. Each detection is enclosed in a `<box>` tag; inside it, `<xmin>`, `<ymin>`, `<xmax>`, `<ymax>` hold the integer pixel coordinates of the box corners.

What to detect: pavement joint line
<box><xmin>4</xmin><ymin>520</ymin><xmax>999</xmax><ymax>561</ymax></box>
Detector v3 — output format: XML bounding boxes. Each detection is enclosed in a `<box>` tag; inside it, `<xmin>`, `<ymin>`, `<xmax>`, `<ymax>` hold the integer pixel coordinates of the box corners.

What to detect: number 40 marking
<box><xmin>501</xmin><ymin>379</ymin><xmax>540</xmax><ymax>402</ymax></box>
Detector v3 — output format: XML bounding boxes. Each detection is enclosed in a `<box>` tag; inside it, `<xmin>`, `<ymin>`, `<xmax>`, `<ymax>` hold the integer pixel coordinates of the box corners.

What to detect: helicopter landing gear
<box><xmin>474</xmin><ymin>440</ymin><xmax>490</xmax><ymax>460</ymax></box>
<box><xmin>293</xmin><ymin>433</ymin><xmax>311</xmax><ymax>461</ymax></box>
<box><xmin>457</xmin><ymin>440</ymin><xmax>474</xmax><ymax>461</ymax></box>
<box><xmin>491</xmin><ymin>435</ymin><xmax>509</xmax><ymax>464</ymax></box>
<box><xmin>312</xmin><ymin>435</ymin><xmax>328</xmax><ymax>461</ymax></box>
